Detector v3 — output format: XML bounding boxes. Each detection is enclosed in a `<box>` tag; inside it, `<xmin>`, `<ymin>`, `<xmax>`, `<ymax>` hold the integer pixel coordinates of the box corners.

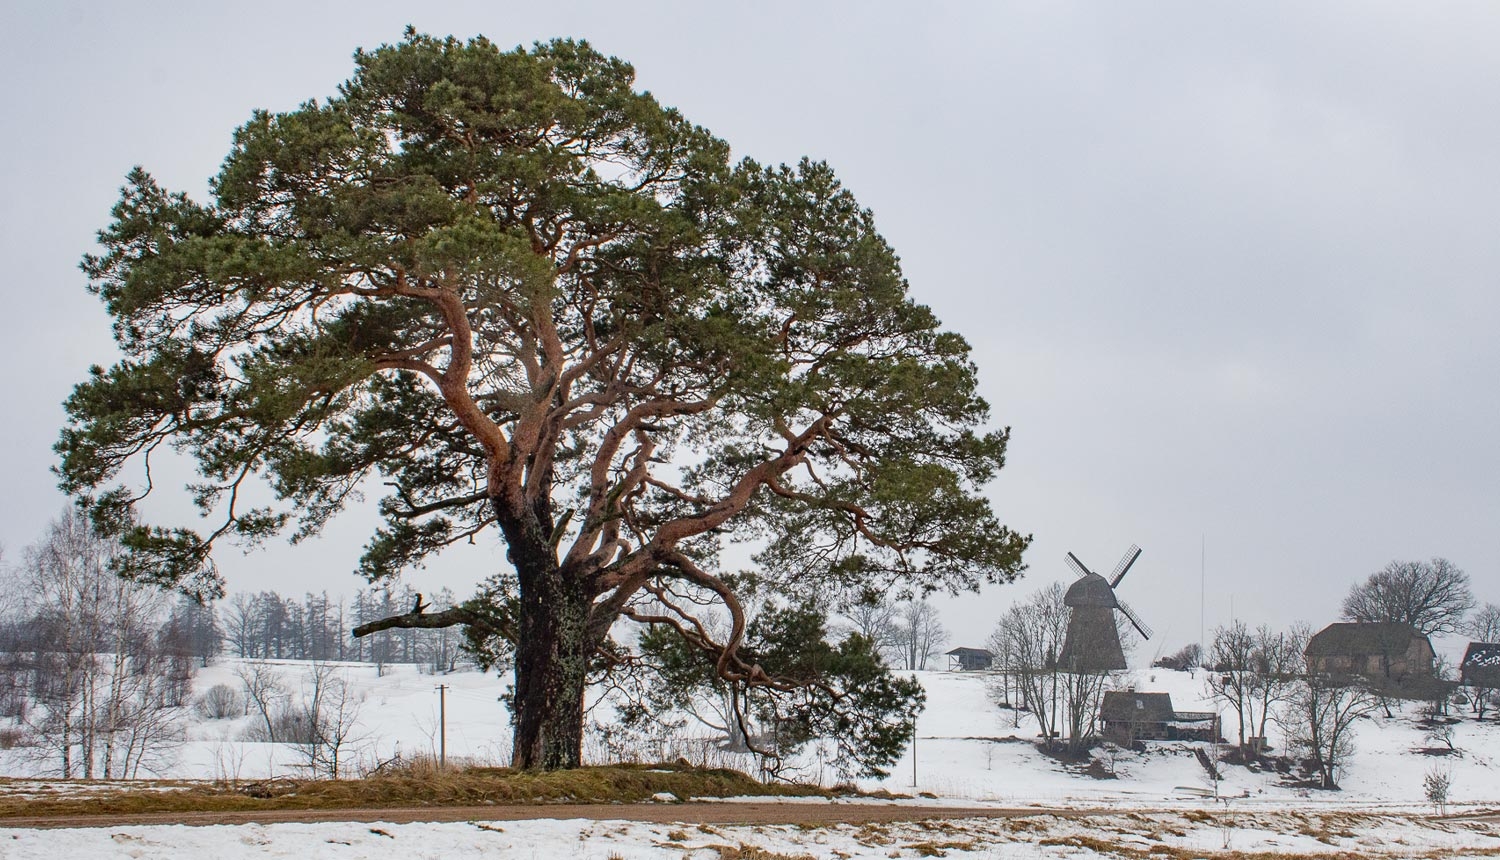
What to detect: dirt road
<box><xmin>0</xmin><ymin>801</ymin><xmax>1130</xmax><ymax>831</ymax></box>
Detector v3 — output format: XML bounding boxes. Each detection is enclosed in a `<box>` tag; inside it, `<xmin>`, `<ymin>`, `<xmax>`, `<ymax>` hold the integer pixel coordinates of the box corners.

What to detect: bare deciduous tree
<box><xmin>1207</xmin><ymin>621</ymin><xmax>1257</xmax><ymax>748</ymax></box>
<box><xmin>892</xmin><ymin>600</ymin><xmax>949</xmax><ymax>671</ymax></box>
<box><xmin>1155</xmin><ymin>642</ymin><xmax>1202</xmax><ymax>671</ymax></box>
<box><xmin>838</xmin><ymin>593</ymin><xmax>902</xmax><ymax>666</ymax></box>
<box><xmin>1424</xmin><ymin>721</ymin><xmax>1457</xmax><ymax>753</ymax></box>
<box><xmin>1278</xmin><ymin>673</ymin><xmax>1378</xmax><ymax>789</ymax></box>
<box><xmin>294</xmin><ymin>663</ymin><xmax>366</xmax><ymax>779</ymax></box>
<box><xmin>1341</xmin><ymin>558</ymin><xmax>1475</xmax><ymax>636</ymax></box>
<box><xmin>224</xmin><ymin>593</ymin><xmax>258</xmax><ymax>660</ymax></box>
<box><xmin>988</xmin><ymin>583</ymin><xmax>1111</xmax><ymax>754</ymax></box>
<box><xmin>1249</xmin><ymin>625</ymin><xmax>1304</xmax><ymax>746</ymax></box>
<box><xmin>1206</xmin><ymin>622</ymin><xmax>1304</xmax><ymax>751</ymax></box>
<box><xmin>1467</xmin><ymin>603</ymin><xmax>1500</xmax><ymax>643</ymax></box>
<box><xmin>236</xmin><ymin>661</ymin><xmax>288</xmax><ymax>743</ymax></box>
<box><xmin>990</xmin><ymin>585</ymin><xmax>1067</xmax><ymax>746</ymax></box>
<box><xmin>236</xmin><ymin>661</ymin><xmax>367</xmax><ymax>778</ymax></box>
<box><xmin>17</xmin><ymin>510</ymin><xmax>184</xmax><ymax>778</ymax></box>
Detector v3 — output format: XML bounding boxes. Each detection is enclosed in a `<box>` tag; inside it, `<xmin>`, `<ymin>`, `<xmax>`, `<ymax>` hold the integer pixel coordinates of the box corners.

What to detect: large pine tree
<box><xmin>58</xmin><ymin>31</ymin><xmax>1029</xmax><ymax>770</ymax></box>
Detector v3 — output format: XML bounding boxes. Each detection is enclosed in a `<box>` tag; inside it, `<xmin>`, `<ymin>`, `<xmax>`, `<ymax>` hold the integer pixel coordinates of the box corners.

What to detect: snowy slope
<box><xmin>184</xmin><ymin>660</ymin><xmax>515</xmax><ymax>779</ymax></box>
<box><xmin>5</xmin><ymin>659</ymin><xmax>1500</xmax><ymax>808</ymax></box>
<box><xmin>870</xmin><ymin>667</ymin><xmax>1500</xmax><ymax>807</ymax></box>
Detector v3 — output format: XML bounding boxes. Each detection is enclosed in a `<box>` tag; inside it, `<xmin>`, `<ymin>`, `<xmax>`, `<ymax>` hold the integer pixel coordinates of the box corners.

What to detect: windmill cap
<box><xmin>1064</xmin><ymin>572</ymin><xmax>1120</xmax><ymax>607</ymax></box>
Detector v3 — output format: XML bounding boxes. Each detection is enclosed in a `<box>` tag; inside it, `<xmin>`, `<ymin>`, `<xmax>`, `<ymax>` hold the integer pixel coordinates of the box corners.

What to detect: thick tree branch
<box><xmin>351</xmin><ymin>605</ymin><xmax>508</xmax><ymax>640</ymax></box>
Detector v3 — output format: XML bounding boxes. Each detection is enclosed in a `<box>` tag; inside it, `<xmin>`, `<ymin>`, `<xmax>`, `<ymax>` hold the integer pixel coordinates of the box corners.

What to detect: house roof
<box><xmin>946</xmin><ymin>647</ymin><xmax>994</xmax><ymax>659</ymax></box>
<box><xmin>1462</xmin><ymin>642</ymin><xmax>1500</xmax><ymax>686</ymax></box>
<box><xmin>1304</xmin><ymin>622</ymin><xmax>1428</xmax><ymax>658</ymax></box>
<box><xmin>1100</xmin><ymin>691</ymin><xmax>1174</xmax><ymax>723</ymax></box>
<box><xmin>1462</xmin><ymin>642</ymin><xmax>1500</xmax><ymax>669</ymax></box>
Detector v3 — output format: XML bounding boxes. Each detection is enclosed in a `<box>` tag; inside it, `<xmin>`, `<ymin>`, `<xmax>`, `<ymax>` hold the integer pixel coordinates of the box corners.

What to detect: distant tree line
<box><xmin>3</xmin><ymin>537</ymin><xmax>471</xmax><ymax>677</ymax></box>
<box><xmin>221</xmin><ymin>585</ymin><xmax>466</xmax><ymax>673</ymax></box>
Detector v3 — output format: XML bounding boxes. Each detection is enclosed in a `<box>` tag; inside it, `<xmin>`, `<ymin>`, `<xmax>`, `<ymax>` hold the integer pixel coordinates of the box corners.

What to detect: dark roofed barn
<box><xmin>946</xmin><ymin>647</ymin><xmax>994</xmax><ymax>672</ymax></box>
<box><xmin>1099</xmin><ymin>691</ymin><xmax>1219</xmax><ymax>744</ymax></box>
<box><xmin>1461</xmin><ymin>643</ymin><xmax>1500</xmax><ymax>689</ymax></box>
<box><xmin>1304</xmin><ymin>622</ymin><xmax>1436</xmax><ymax>697</ymax></box>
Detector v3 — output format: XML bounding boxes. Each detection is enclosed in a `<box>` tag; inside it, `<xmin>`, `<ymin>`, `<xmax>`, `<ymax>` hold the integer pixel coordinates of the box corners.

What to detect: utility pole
<box><xmin>435</xmin><ymin>684</ymin><xmax>448</xmax><ymax>769</ymax></box>
<box><xmin>910</xmin><ymin>673</ymin><xmax>919</xmax><ymax>788</ymax></box>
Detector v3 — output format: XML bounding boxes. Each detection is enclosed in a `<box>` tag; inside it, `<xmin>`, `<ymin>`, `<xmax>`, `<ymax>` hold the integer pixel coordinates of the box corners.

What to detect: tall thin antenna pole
<box><xmin>1200</xmin><ymin>535</ymin><xmax>1206</xmax><ymax>651</ymax></box>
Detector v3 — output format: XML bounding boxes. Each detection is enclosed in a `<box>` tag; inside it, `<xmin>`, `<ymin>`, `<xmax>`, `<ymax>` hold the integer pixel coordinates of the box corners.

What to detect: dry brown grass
<box><xmin>903</xmin><ymin>840</ymin><xmax>977</xmax><ymax>857</ymax></box>
<box><xmin>712</xmin><ymin>845</ymin><xmax>816</xmax><ymax>860</ymax></box>
<box><xmin>0</xmin><ymin>762</ymin><xmax>828</xmax><ymax>820</ymax></box>
<box><xmin>1034</xmin><ymin>836</ymin><xmax>1496</xmax><ymax>860</ymax></box>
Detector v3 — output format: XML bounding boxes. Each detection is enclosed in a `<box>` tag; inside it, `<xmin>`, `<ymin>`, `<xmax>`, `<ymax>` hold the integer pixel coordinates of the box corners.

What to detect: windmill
<box><xmin>1057</xmin><ymin>544</ymin><xmax>1153</xmax><ymax>672</ymax></box>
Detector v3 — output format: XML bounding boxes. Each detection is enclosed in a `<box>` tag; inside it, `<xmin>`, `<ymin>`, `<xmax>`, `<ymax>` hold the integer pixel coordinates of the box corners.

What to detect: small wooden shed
<box><xmin>1100</xmin><ymin>691</ymin><xmax>1219</xmax><ymax>744</ymax></box>
<box><xmin>945</xmin><ymin>647</ymin><xmax>994</xmax><ymax>672</ymax></box>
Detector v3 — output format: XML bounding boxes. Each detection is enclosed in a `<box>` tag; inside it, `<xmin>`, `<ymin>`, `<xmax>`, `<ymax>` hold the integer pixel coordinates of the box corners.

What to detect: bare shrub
<box><xmin>1425</xmin><ymin>766</ymin><xmax>1452</xmax><ymax>814</ymax></box>
<box><xmin>1424</xmin><ymin>721</ymin><xmax>1458</xmax><ymax>753</ymax></box>
<box><xmin>239</xmin><ymin>704</ymin><xmax>314</xmax><ymax>744</ymax></box>
<box><xmin>236</xmin><ymin>661</ymin><xmax>287</xmax><ymax>742</ymax></box>
<box><xmin>237</xmin><ymin>663</ymin><xmax>366</xmax><ymax>778</ymax></box>
<box><xmin>195</xmin><ymin>683</ymin><xmax>244</xmax><ymax>720</ymax></box>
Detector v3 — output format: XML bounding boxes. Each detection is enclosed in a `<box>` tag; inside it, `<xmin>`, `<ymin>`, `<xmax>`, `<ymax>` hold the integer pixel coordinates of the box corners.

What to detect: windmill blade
<box><xmin>1116</xmin><ymin>597</ymin><xmax>1154</xmax><ymax>640</ymax></box>
<box><xmin>1109</xmin><ymin>544</ymin><xmax>1142</xmax><ymax>587</ymax></box>
<box><xmin>1065</xmin><ymin>552</ymin><xmax>1093</xmax><ymax>579</ymax></box>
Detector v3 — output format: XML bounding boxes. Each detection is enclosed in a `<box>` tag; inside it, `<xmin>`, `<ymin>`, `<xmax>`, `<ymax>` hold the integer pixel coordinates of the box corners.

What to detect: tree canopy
<box><xmin>1341</xmin><ymin>558</ymin><xmax>1474</xmax><ymax>637</ymax></box>
<box><xmin>58</xmin><ymin>31</ymin><xmax>1028</xmax><ymax>770</ymax></box>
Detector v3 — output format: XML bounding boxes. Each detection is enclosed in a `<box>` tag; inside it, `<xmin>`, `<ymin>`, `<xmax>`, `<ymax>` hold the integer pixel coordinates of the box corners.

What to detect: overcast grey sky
<box><xmin>3</xmin><ymin>2</ymin><xmax>1497</xmax><ymax>659</ymax></box>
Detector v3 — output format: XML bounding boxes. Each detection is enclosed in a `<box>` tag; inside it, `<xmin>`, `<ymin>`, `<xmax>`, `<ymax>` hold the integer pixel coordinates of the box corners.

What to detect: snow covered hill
<box><xmin>873</xmin><ymin>666</ymin><xmax>1500</xmax><ymax>807</ymax></box>
<box><xmin>5</xmin><ymin>659</ymin><xmax>1499</xmax><ymax>808</ymax></box>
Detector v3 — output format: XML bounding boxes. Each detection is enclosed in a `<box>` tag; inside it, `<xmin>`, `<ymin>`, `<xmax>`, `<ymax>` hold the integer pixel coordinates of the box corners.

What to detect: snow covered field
<box><xmin>7</xmin><ymin>661</ymin><xmax>1500</xmax><ymax>857</ymax></box>
<box><xmin>872</xmin><ymin>666</ymin><xmax>1500</xmax><ymax>808</ymax></box>
<box><xmin>8</xmin><ymin>808</ymin><xmax>1500</xmax><ymax>859</ymax></box>
<box><xmin>175</xmin><ymin>659</ymin><xmax>517</xmax><ymax>781</ymax></box>
<box><xmin>6</xmin><ymin>659</ymin><xmax>1500</xmax><ymax>806</ymax></box>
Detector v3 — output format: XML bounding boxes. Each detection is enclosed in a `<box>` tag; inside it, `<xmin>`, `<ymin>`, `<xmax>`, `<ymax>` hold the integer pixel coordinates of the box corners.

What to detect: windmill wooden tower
<box><xmin>1058</xmin><ymin>544</ymin><xmax>1153</xmax><ymax>672</ymax></box>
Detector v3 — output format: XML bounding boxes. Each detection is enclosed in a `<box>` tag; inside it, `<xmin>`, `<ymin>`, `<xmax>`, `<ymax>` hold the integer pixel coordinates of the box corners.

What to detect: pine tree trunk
<box><xmin>510</xmin><ymin>556</ymin><xmax>591</xmax><ymax>770</ymax></box>
<box><xmin>502</xmin><ymin>500</ymin><xmax>593</xmax><ymax>771</ymax></box>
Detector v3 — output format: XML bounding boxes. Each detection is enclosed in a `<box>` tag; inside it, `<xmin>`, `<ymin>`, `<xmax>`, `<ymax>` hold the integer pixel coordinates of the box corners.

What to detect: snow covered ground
<box><xmin>175</xmin><ymin>659</ymin><xmax>517</xmax><ymax>780</ymax></box>
<box><xmin>7</xmin><ymin>809</ymin><xmax>1500</xmax><ymax>858</ymax></box>
<box><xmin>6</xmin><ymin>659</ymin><xmax>1500</xmax><ymax>808</ymax></box>
<box><xmin>874</xmin><ymin>666</ymin><xmax>1500</xmax><ymax>808</ymax></box>
<box><xmin>7</xmin><ymin>661</ymin><xmax>1500</xmax><ymax>856</ymax></box>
